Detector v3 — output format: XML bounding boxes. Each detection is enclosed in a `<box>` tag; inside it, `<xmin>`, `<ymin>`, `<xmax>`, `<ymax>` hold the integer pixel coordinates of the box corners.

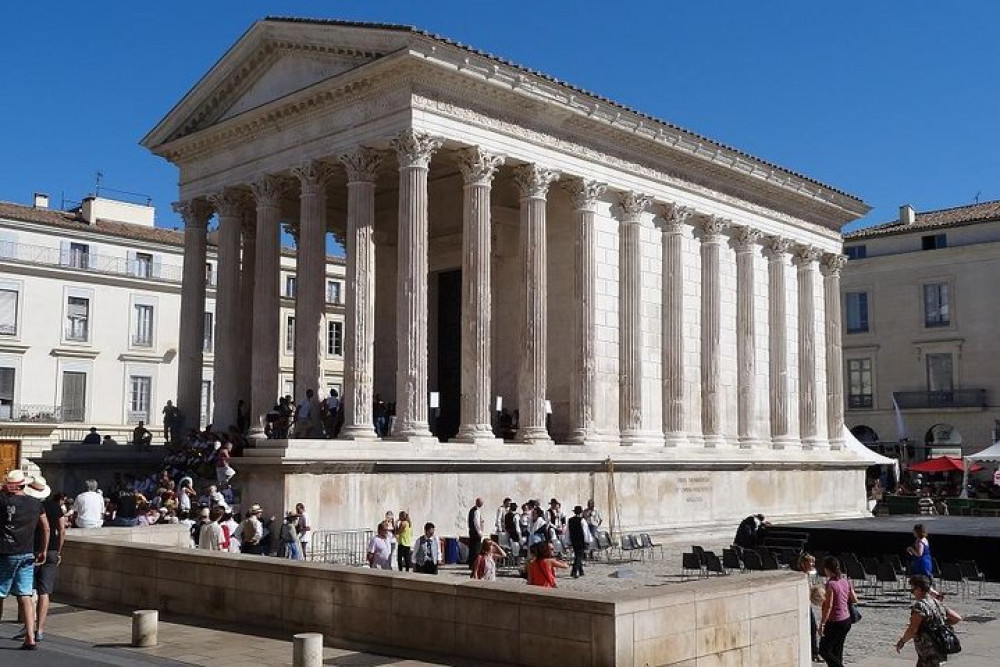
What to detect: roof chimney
<box><xmin>899</xmin><ymin>204</ymin><xmax>916</xmax><ymax>225</ymax></box>
<box><xmin>33</xmin><ymin>192</ymin><xmax>49</xmax><ymax>209</ymax></box>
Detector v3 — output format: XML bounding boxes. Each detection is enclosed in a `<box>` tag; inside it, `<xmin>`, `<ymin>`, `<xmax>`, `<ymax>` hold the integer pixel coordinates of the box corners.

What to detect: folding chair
<box><xmin>640</xmin><ymin>533</ymin><xmax>664</xmax><ymax>560</ymax></box>
<box><xmin>722</xmin><ymin>548</ymin><xmax>743</xmax><ymax>574</ymax></box>
<box><xmin>958</xmin><ymin>560</ymin><xmax>985</xmax><ymax>597</ymax></box>
<box><xmin>704</xmin><ymin>551</ymin><xmax>727</xmax><ymax>576</ymax></box>
<box><xmin>938</xmin><ymin>562</ymin><xmax>968</xmax><ymax>599</ymax></box>
<box><xmin>873</xmin><ymin>562</ymin><xmax>902</xmax><ymax>597</ymax></box>
<box><xmin>760</xmin><ymin>550</ymin><xmax>781</xmax><ymax>571</ymax></box>
<box><xmin>682</xmin><ymin>552</ymin><xmax>704</xmax><ymax>578</ymax></box>
<box><xmin>742</xmin><ymin>550</ymin><xmax>763</xmax><ymax>571</ymax></box>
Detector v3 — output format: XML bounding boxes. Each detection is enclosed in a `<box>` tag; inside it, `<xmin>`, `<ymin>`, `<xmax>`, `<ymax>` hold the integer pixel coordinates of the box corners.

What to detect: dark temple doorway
<box><xmin>435</xmin><ymin>269</ymin><xmax>462</xmax><ymax>441</ymax></box>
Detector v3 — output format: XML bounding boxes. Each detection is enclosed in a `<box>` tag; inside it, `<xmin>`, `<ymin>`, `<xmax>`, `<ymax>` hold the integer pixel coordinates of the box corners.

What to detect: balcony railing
<box><xmin>0</xmin><ymin>240</ymin><xmax>184</xmax><ymax>282</ymax></box>
<box><xmin>847</xmin><ymin>394</ymin><xmax>874</xmax><ymax>409</ymax></box>
<box><xmin>892</xmin><ymin>389</ymin><xmax>988</xmax><ymax>410</ymax></box>
<box><xmin>0</xmin><ymin>404</ymin><xmax>81</xmax><ymax>423</ymax></box>
<box><xmin>132</xmin><ymin>334</ymin><xmax>153</xmax><ymax>347</ymax></box>
<box><xmin>65</xmin><ymin>326</ymin><xmax>89</xmax><ymax>342</ymax></box>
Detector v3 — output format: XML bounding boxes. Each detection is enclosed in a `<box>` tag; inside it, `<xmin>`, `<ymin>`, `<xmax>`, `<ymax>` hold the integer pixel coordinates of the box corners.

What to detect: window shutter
<box><xmin>152</xmin><ymin>254</ymin><xmax>162</xmax><ymax>279</ymax></box>
<box><xmin>0</xmin><ymin>231</ymin><xmax>15</xmax><ymax>259</ymax></box>
<box><xmin>0</xmin><ymin>367</ymin><xmax>14</xmax><ymax>401</ymax></box>
<box><xmin>60</xmin><ymin>241</ymin><xmax>70</xmax><ymax>266</ymax></box>
<box><xmin>87</xmin><ymin>244</ymin><xmax>97</xmax><ymax>270</ymax></box>
<box><xmin>0</xmin><ymin>290</ymin><xmax>17</xmax><ymax>335</ymax></box>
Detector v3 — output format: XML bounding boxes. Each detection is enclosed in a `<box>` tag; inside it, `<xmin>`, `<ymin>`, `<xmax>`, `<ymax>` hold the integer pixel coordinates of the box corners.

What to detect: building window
<box><xmin>0</xmin><ymin>289</ymin><xmax>17</xmax><ymax>336</ymax></box>
<box><xmin>200</xmin><ymin>380</ymin><xmax>212</xmax><ymax>427</ymax></box>
<box><xmin>66</xmin><ymin>296</ymin><xmax>90</xmax><ymax>342</ymax></box>
<box><xmin>926</xmin><ymin>353</ymin><xmax>954</xmax><ymax>403</ymax></box>
<box><xmin>845</xmin><ymin>245</ymin><xmax>867</xmax><ymax>260</ymax></box>
<box><xmin>0</xmin><ymin>367</ymin><xmax>14</xmax><ymax>420</ymax></box>
<box><xmin>327</xmin><ymin>320</ymin><xmax>343</xmax><ymax>356</ymax></box>
<box><xmin>326</xmin><ymin>280</ymin><xmax>342</xmax><ymax>304</ymax></box>
<box><xmin>129</xmin><ymin>375</ymin><xmax>151</xmax><ymax>423</ymax></box>
<box><xmin>922</xmin><ymin>234</ymin><xmax>947</xmax><ymax>250</ymax></box>
<box><xmin>205</xmin><ymin>262</ymin><xmax>214</xmax><ymax>286</ymax></box>
<box><xmin>132</xmin><ymin>304</ymin><xmax>154</xmax><ymax>347</ymax></box>
<box><xmin>203</xmin><ymin>312</ymin><xmax>214</xmax><ymax>353</ymax></box>
<box><xmin>134</xmin><ymin>252</ymin><xmax>153</xmax><ymax>278</ymax></box>
<box><xmin>844</xmin><ymin>291</ymin><xmax>869</xmax><ymax>334</ymax></box>
<box><xmin>846</xmin><ymin>358</ymin><xmax>873</xmax><ymax>409</ymax></box>
<box><xmin>285</xmin><ymin>275</ymin><xmax>297</xmax><ymax>299</ymax></box>
<box><xmin>61</xmin><ymin>370</ymin><xmax>86</xmax><ymax>422</ymax></box>
<box><xmin>286</xmin><ymin>316</ymin><xmax>295</xmax><ymax>354</ymax></box>
<box><xmin>68</xmin><ymin>242</ymin><xmax>90</xmax><ymax>269</ymax></box>
<box><xmin>923</xmin><ymin>283</ymin><xmax>950</xmax><ymax>327</ymax></box>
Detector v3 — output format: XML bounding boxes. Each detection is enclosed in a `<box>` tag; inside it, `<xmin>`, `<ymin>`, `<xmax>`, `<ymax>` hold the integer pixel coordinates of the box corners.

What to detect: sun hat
<box><xmin>24</xmin><ymin>475</ymin><xmax>51</xmax><ymax>500</ymax></box>
<box><xmin>249</xmin><ymin>504</ymin><xmax>263</xmax><ymax>514</ymax></box>
<box><xmin>4</xmin><ymin>469</ymin><xmax>29</xmax><ymax>491</ymax></box>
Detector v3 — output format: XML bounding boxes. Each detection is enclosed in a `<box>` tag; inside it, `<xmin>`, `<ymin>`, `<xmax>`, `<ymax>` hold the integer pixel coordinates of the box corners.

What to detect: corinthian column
<box><xmin>734</xmin><ymin>225</ymin><xmax>763</xmax><ymax>447</ymax></box>
<box><xmin>339</xmin><ymin>147</ymin><xmax>382</xmax><ymax>440</ymax></box>
<box><xmin>564</xmin><ymin>179</ymin><xmax>606</xmax><ymax>444</ymax></box>
<box><xmin>207</xmin><ymin>190</ymin><xmax>251</xmax><ymax>429</ymax></box>
<box><xmin>617</xmin><ymin>192</ymin><xmax>652</xmax><ymax>445</ymax></box>
<box><xmin>795</xmin><ymin>245</ymin><xmax>822</xmax><ymax>448</ymax></box>
<box><xmin>766</xmin><ymin>236</ymin><xmax>793</xmax><ymax>448</ymax></box>
<box><xmin>698</xmin><ymin>215</ymin><xmax>729</xmax><ymax>447</ymax></box>
<box><xmin>291</xmin><ymin>162</ymin><xmax>333</xmax><ymax>403</ymax></box>
<box><xmin>658</xmin><ymin>204</ymin><xmax>693</xmax><ymax>446</ymax></box>
<box><xmin>822</xmin><ymin>253</ymin><xmax>848</xmax><ymax>450</ymax></box>
<box><xmin>390</xmin><ymin>130</ymin><xmax>442</xmax><ymax>441</ymax></box>
<box><xmin>455</xmin><ymin>147</ymin><xmax>505</xmax><ymax>444</ymax></box>
<box><xmin>173</xmin><ymin>199</ymin><xmax>212</xmax><ymax>430</ymax></box>
<box><xmin>238</xmin><ymin>217</ymin><xmax>256</xmax><ymax>410</ymax></box>
<box><xmin>513</xmin><ymin>164</ymin><xmax>559</xmax><ymax>445</ymax></box>
<box><xmin>248</xmin><ymin>174</ymin><xmax>286</xmax><ymax>437</ymax></box>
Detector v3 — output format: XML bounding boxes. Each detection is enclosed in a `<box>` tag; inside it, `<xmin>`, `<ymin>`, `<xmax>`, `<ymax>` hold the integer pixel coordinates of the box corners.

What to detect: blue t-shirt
<box><xmin>910</xmin><ymin>538</ymin><xmax>933</xmax><ymax>576</ymax></box>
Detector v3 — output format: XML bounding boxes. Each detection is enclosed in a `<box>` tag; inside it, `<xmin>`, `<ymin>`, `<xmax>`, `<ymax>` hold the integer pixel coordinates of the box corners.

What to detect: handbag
<box><xmin>926</xmin><ymin>600</ymin><xmax>962</xmax><ymax>655</ymax></box>
<box><xmin>848</xmin><ymin>602</ymin><xmax>862</xmax><ymax>623</ymax></box>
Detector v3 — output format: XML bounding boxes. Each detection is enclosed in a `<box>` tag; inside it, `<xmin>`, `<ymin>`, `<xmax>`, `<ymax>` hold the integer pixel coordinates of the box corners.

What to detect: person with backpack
<box><xmin>240</xmin><ymin>504</ymin><xmax>265</xmax><ymax>555</ymax></box>
<box><xmin>895</xmin><ymin>575</ymin><xmax>962</xmax><ymax>666</ymax></box>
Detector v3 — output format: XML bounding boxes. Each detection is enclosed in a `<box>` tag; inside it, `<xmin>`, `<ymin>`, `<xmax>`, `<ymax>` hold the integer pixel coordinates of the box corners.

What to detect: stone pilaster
<box><xmin>734</xmin><ymin>225</ymin><xmax>763</xmax><ymax>448</ymax></box>
<box><xmin>795</xmin><ymin>245</ymin><xmax>822</xmax><ymax>448</ymax></box>
<box><xmin>617</xmin><ymin>191</ymin><xmax>652</xmax><ymax>445</ymax></box>
<box><xmin>291</xmin><ymin>162</ymin><xmax>333</xmax><ymax>403</ymax></box>
<box><xmin>765</xmin><ymin>236</ymin><xmax>793</xmax><ymax>448</ymax></box>
<box><xmin>698</xmin><ymin>215</ymin><xmax>729</xmax><ymax>447</ymax></box>
<box><xmin>563</xmin><ymin>179</ymin><xmax>606</xmax><ymax>444</ymax></box>
<box><xmin>339</xmin><ymin>147</ymin><xmax>382</xmax><ymax>440</ymax></box>
<box><xmin>658</xmin><ymin>204</ymin><xmax>694</xmax><ymax>446</ymax></box>
<box><xmin>238</xmin><ymin>216</ymin><xmax>256</xmax><ymax>410</ymax></box>
<box><xmin>248</xmin><ymin>174</ymin><xmax>287</xmax><ymax>437</ymax></box>
<box><xmin>207</xmin><ymin>189</ymin><xmax>251</xmax><ymax>429</ymax></box>
<box><xmin>455</xmin><ymin>147</ymin><xmax>505</xmax><ymax>444</ymax></box>
<box><xmin>173</xmin><ymin>198</ymin><xmax>212</xmax><ymax>430</ymax></box>
<box><xmin>822</xmin><ymin>253</ymin><xmax>848</xmax><ymax>450</ymax></box>
<box><xmin>512</xmin><ymin>164</ymin><xmax>560</xmax><ymax>445</ymax></box>
<box><xmin>390</xmin><ymin>130</ymin><xmax>442</xmax><ymax>441</ymax></box>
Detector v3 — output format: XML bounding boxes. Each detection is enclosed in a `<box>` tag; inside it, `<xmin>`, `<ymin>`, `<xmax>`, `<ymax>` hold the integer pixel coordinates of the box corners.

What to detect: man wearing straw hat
<box><xmin>13</xmin><ymin>477</ymin><xmax>63</xmax><ymax>644</ymax></box>
<box><xmin>0</xmin><ymin>470</ymin><xmax>50</xmax><ymax>650</ymax></box>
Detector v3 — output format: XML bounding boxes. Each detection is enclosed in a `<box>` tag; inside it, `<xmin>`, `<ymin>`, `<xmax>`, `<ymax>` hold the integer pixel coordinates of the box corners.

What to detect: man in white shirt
<box><xmin>367</xmin><ymin>523</ymin><xmax>393</xmax><ymax>570</ymax></box>
<box><xmin>71</xmin><ymin>480</ymin><xmax>104</xmax><ymax>528</ymax></box>
<box><xmin>198</xmin><ymin>508</ymin><xmax>225</xmax><ymax>551</ymax></box>
<box><xmin>495</xmin><ymin>497</ymin><xmax>511</xmax><ymax>535</ymax></box>
<box><xmin>240</xmin><ymin>504</ymin><xmax>265</xmax><ymax>555</ymax></box>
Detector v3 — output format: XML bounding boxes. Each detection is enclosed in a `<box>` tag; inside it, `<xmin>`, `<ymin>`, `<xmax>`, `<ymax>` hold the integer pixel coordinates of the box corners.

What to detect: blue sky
<box><xmin>2</xmin><ymin>1</ymin><xmax>998</xmax><ymax>233</ymax></box>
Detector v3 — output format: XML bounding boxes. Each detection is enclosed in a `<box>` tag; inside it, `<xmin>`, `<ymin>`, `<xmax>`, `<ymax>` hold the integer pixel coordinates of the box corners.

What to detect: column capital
<box><xmin>250</xmin><ymin>174</ymin><xmax>289</xmax><ymax>207</ymax></box>
<box><xmin>656</xmin><ymin>203</ymin><xmax>696</xmax><ymax>234</ymax></box>
<box><xmin>561</xmin><ymin>178</ymin><xmax>606</xmax><ymax>211</ymax></box>
<box><xmin>391</xmin><ymin>129</ymin><xmax>443</xmax><ymax>169</ymax></box>
<box><xmin>207</xmin><ymin>189</ymin><xmax>253</xmax><ymax>219</ymax></box>
<box><xmin>339</xmin><ymin>146</ymin><xmax>382</xmax><ymax>183</ymax></box>
<box><xmin>764</xmin><ymin>235</ymin><xmax>793</xmax><ymax>259</ymax></box>
<box><xmin>171</xmin><ymin>199</ymin><xmax>212</xmax><ymax>230</ymax></box>
<box><xmin>292</xmin><ymin>161</ymin><xmax>336</xmax><ymax>195</ymax></box>
<box><xmin>615</xmin><ymin>191</ymin><xmax>652</xmax><ymax>223</ymax></box>
<box><xmin>512</xmin><ymin>164</ymin><xmax>560</xmax><ymax>198</ymax></box>
<box><xmin>456</xmin><ymin>147</ymin><xmax>505</xmax><ymax>185</ymax></box>
<box><xmin>697</xmin><ymin>214</ymin><xmax>730</xmax><ymax>240</ymax></box>
<box><xmin>820</xmin><ymin>253</ymin><xmax>848</xmax><ymax>276</ymax></box>
<box><xmin>793</xmin><ymin>244</ymin><xmax>822</xmax><ymax>267</ymax></box>
<box><xmin>733</xmin><ymin>225</ymin><xmax>764</xmax><ymax>252</ymax></box>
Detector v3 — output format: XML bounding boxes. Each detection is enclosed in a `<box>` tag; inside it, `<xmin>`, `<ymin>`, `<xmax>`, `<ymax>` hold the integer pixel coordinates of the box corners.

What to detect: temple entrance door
<box><xmin>435</xmin><ymin>269</ymin><xmax>462</xmax><ymax>441</ymax></box>
<box><xmin>0</xmin><ymin>440</ymin><xmax>20</xmax><ymax>477</ymax></box>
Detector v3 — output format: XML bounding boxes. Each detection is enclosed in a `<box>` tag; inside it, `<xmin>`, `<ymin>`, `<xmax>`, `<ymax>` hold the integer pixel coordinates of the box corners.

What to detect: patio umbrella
<box><xmin>909</xmin><ymin>456</ymin><xmax>983</xmax><ymax>473</ymax></box>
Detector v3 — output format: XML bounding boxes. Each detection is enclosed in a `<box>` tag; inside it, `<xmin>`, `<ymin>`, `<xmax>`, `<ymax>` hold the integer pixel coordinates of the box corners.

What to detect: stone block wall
<box><xmin>58</xmin><ymin>533</ymin><xmax>807</xmax><ymax>666</ymax></box>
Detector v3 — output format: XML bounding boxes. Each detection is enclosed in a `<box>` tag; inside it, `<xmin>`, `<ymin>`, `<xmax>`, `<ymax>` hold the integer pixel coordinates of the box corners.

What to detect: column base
<box><xmin>515</xmin><ymin>427</ymin><xmax>552</xmax><ymax>445</ymax></box>
<box><xmin>738</xmin><ymin>436</ymin><xmax>762</xmax><ymax>449</ymax></box>
<box><xmin>828</xmin><ymin>438</ymin><xmax>845</xmax><ymax>451</ymax></box>
<box><xmin>340</xmin><ymin>424</ymin><xmax>379</xmax><ymax>441</ymax></box>
<box><xmin>248</xmin><ymin>427</ymin><xmax>267</xmax><ymax>441</ymax></box>
<box><xmin>770</xmin><ymin>435</ymin><xmax>796</xmax><ymax>450</ymax></box>
<box><xmin>392</xmin><ymin>422</ymin><xmax>432</xmax><ymax>440</ymax></box>
<box><xmin>620</xmin><ymin>431</ymin><xmax>664</xmax><ymax>447</ymax></box>
<box><xmin>702</xmin><ymin>434</ymin><xmax>727</xmax><ymax>448</ymax></box>
<box><xmin>453</xmin><ymin>425</ymin><xmax>502</xmax><ymax>446</ymax></box>
<box><xmin>800</xmin><ymin>436</ymin><xmax>823</xmax><ymax>451</ymax></box>
<box><xmin>662</xmin><ymin>432</ymin><xmax>688</xmax><ymax>447</ymax></box>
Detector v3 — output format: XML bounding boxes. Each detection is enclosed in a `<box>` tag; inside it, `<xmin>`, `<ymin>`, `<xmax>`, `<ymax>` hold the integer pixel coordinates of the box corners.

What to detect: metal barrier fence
<box><xmin>305</xmin><ymin>529</ymin><xmax>373</xmax><ymax>566</ymax></box>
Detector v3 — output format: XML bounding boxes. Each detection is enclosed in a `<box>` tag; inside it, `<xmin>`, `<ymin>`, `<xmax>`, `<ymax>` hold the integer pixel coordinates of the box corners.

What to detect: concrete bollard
<box><xmin>292</xmin><ymin>632</ymin><xmax>323</xmax><ymax>667</ymax></box>
<box><xmin>131</xmin><ymin>610</ymin><xmax>158</xmax><ymax>647</ymax></box>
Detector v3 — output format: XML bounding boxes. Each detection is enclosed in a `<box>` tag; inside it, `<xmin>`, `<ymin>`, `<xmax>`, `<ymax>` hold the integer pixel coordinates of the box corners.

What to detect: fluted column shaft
<box><xmin>796</xmin><ymin>247</ymin><xmax>821</xmax><ymax>447</ymax></box>
<box><xmin>391</xmin><ymin>131</ymin><xmax>441</xmax><ymax>440</ymax></box>
<box><xmin>292</xmin><ymin>163</ymin><xmax>331</xmax><ymax>400</ymax></box>
<box><xmin>823</xmin><ymin>254</ymin><xmax>848</xmax><ymax>449</ymax></box>
<box><xmin>513</xmin><ymin>164</ymin><xmax>559</xmax><ymax>445</ymax></box>
<box><xmin>339</xmin><ymin>148</ymin><xmax>381</xmax><ymax>440</ymax></box>
<box><xmin>249</xmin><ymin>175</ymin><xmax>285</xmax><ymax>436</ymax></box>
<box><xmin>238</xmin><ymin>220</ymin><xmax>256</xmax><ymax>408</ymax></box>
<box><xmin>174</xmin><ymin>200</ymin><xmax>211</xmax><ymax>429</ymax></box>
<box><xmin>766</xmin><ymin>238</ymin><xmax>792</xmax><ymax>447</ymax></box>
<box><xmin>699</xmin><ymin>216</ymin><xmax>728</xmax><ymax>446</ymax></box>
<box><xmin>735</xmin><ymin>227</ymin><xmax>762</xmax><ymax>447</ymax></box>
<box><xmin>660</xmin><ymin>205</ymin><xmax>692</xmax><ymax>445</ymax></box>
<box><xmin>617</xmin><ymin>192</ymin><xmax>651</xmax><ymax>444</ymax></box>
<box><xmin>565</xmin><ymin>180</ymin><xmax>605</xmax><ymax>443</ymax></box>
<box><xmin>455</xmin><ymin>148</ymin><xmax>505</xmax><ymax>443</ymax></box>
<box><xmin>208</xmin><ymin>191</ymin><xmax>249</xmax><ymax>429</ymax></box>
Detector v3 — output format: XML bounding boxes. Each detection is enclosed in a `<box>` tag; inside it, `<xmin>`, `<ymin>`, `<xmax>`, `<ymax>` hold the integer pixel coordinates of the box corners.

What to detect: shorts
<box><xmin>0</xmin><ymin>553</ymin><xmax>35</xmax><ymax>597</ymax></box>
<box><xmin>34</xmin><ymin>551</ymin><xmax>60</xmax><ymax>595</ymax></box>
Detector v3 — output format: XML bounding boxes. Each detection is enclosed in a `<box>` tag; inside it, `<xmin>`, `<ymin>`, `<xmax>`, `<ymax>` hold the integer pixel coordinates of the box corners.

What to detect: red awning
<box><xmin>909</xmin><ymin>456</ymin><xmax>984</xmax><ymax>473</ymax></box>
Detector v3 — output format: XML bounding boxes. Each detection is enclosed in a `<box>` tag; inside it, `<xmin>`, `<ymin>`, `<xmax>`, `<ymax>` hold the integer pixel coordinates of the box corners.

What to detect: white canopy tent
<box><xmin>959</xmin><ymin>441</ymin><xmax>1000</xmax><ymax>498</ymax></box>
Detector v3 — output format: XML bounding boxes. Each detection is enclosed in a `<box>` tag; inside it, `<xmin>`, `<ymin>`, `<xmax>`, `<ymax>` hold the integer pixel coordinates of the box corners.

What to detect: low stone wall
<box><xmin>65</xmin><ymin>524</ymin><xmax>190</xmax><ymax>548</ymax></box>
<box><xmin>59</xmin><ymin>532</ymin><xmax>807</xmax><ymax>666</ymax></box>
